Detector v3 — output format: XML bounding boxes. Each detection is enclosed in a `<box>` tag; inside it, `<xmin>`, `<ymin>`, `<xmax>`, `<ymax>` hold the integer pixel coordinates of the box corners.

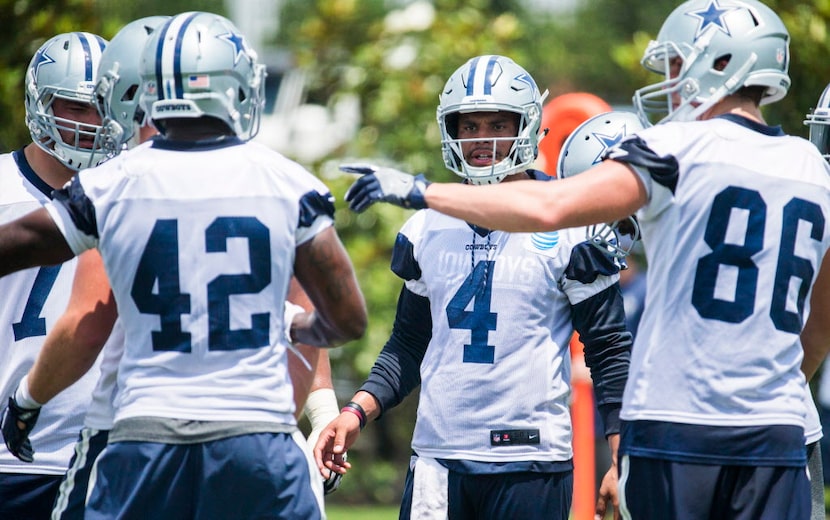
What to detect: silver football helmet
<box><xmin>557</xmin><ymin>111</ymin><xmax>643</xmax><ymax>259</ymax></box>
<box><xmin>138</xmin><ymin>11</ymin><xmax>266</xmax><ymax>140</ymax></box>
<box><xmin>96</xmin><ymin>16</ymin><xmax>170</xmax><ymax>155</ymax></box>
<box><xmin>437</xmin><ymin>55</ymin><xmax>549</xmax><ymax>185</ymax></box>
<box><xmin>25</xmin><ymin>32</ymin><xmax>109</xmax><ymax>171</ymax></box>
<box><xmin>633</xmin><ymin>0</ymin><xmax>790</xmax><ymax>124</ymax></box>
<box><xmin>804</xmin><ymin>83</ymin><xmax>830</xmax><ymax>161</ymax></box>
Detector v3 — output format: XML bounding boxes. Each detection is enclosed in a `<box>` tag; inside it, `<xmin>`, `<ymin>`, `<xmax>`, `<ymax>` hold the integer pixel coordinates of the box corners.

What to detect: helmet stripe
<box><xmin>154</xmin><ymin>12</ymin><xmax>198</xmax><ymax>100</ymax></box>
<box><xmin>73</xmin><ymin>32</ymin><xmax>103</xmax><ymax>81</ymax></box>
<box><xmin>466</xmin><ymin>54</ymin><xmax>497</xmax><ymax>97</ymax></box>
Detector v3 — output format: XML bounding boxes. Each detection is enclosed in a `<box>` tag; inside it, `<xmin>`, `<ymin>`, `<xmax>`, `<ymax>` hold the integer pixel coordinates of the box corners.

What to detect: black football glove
<box><xmin>322</xmin><ymin>451</ymin><xmax>346</xmax><ymax>494</ymax></box>
<box><xmin>341</xmin><ymin>164</ymin><xmax>430</xmax><ymax>212</ymax></box>
<box><xmin>1</xmin><ymin>396</ymin><xmax>41</xmax><ymax>463</ymax></box>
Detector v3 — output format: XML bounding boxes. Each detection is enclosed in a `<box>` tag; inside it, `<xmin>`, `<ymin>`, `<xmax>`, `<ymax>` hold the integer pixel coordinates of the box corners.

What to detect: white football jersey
<box><xmin>615</xmin><ymin>116</ymin><xmax>830</xmax><ymax>430</ymax></box>
<box><xmin>0</xmin><ymin>151</ymin><xmax>99</xmax><ymax>475</ymax></box>
<box><xmin>400</xmin><ymin>209</ymin><xmax>619</xmax><ymax>462</ymax></box>
<box><xmin>46</xmin><ymin>138</ymin><xmax>333</xmax><ymax>427</ymax></box>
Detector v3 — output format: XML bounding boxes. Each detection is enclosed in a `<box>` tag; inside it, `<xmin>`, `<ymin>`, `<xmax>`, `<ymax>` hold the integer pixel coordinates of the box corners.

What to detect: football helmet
<box><xmin>437</xmin><ymin>55</ymin><xmax>549</xmax><ymax>184</ymax></box>
<box><xmin>96</xmin><ymin>16</ymin><xmax>170</xmax><ymax>155</ymax></box>
<box><xmin>25</xmin><ymin>32</ymin><xmax>109</xmax><ymax>171</ymax></box>
<box><xmin>804</xmin><ymin>83</ymin><xmax>830</xmax><ymax>161</ymax></box>
<box><xmin>633</xmin><ymin>0</ymin><xmax>790</xmax><ymax>124</ymax></box>
<box><xmin>557</xmin><ymin>111</ymin><xmax>643</xmax><ymax>259</ymax></box>
<box><xmin>138</xmin><ymin>11</ymin><xmax>266</xmax><ymax>140</ymax></box>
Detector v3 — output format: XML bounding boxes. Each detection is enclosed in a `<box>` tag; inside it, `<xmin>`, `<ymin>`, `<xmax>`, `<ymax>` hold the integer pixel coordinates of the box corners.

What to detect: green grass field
<box><xmin>327</xmin><ymin>505</ymin><xmax>399</xmax><ymax>520</ymax></box>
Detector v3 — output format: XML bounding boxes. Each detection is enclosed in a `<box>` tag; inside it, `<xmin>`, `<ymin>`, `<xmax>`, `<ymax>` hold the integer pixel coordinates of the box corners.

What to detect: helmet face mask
<box><xmin>95</xmin><ymin>16</ymin><xmax>170</xmax><ymax>156</ymax></box>
<box><xmin>437</xmin><ymin>55</ymin><xmax>547</xmax><ymax>185</ymax></box>
<box><xmin>138</xmin><ymin>12</ymin><xmax>266</xmax><ymax>141</ymax></box>
<box><xmin>557</xmin><ymin>111</ymin><xmax>644</xmax><ymax>259</ymax></box>
<box><xmin>805</xmin><ymin>83</ymin><xmax>830</xmax><ymax>162</ymax></box>
<box><xmin>25</xmin><ymin>32</ymin><xmax>109</xmax><ymax>171</ymax></box>
<box><xmin>633</xmin><ymin>0</ymin><xmax>790</xmax><ymax>125</ymax></box>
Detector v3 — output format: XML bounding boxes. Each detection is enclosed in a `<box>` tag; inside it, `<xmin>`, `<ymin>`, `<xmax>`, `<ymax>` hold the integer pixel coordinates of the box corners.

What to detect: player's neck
<box><xmin>23</xmin><ymin>143</ymin><xmax>76</xmax><ymax>190</ymax></box>
<box><xmin>702</xmin><ymin>97</ymin><xmax>765</xmax><ymax>125</ymax></box>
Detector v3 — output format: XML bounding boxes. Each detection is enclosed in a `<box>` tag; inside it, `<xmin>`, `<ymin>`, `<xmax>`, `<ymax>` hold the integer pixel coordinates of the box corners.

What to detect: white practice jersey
<box><xmin>613</xmin><ymin>116</ymin><xmax>830</xmax><ymax>432</ymax></box>
<box><xmin>0</xmin><ymin>151</ymin><xmax>100</xmax><ymax>475</ymax></box>
<box><xmin>83</xmin><ymin>318</ymin><xmax>124</xmax><ymax>430</ymax></box>
<box><xmin>400</xmin><ymin>209</ymin><xmax>620</xmax><ymax>462</ymax></box>
<box><xmin>46</xmin><ymin>138</ymin><xmax>333</xmax><ymax>427</ymax></box>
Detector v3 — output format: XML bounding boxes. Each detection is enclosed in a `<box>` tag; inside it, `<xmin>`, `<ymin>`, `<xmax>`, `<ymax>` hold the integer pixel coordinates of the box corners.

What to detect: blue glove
<box><xmin>1</xmin><ymin>396</ymin><xmax>40</xmax><ymax>463</ymax></box>
<box><xmin>341</xmin><ymin>164</ymin><xmax>430</xmax><ymax>212</ymax></box>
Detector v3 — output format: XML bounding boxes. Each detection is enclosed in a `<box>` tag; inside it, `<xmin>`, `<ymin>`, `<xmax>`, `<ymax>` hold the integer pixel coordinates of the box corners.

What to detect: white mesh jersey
<box><xmin>614</xmin><ymin>116</ymin><xmax>830</xmax><ymax>430</ymax></box>
<box><xmin>401</xmin><ymin>209</ymin><xmax>619</xmax><ymax>462</ymax></box>
<box><xmin>0</xmin><ymin>151</ymin><xmax>100</xmax><ymax>475</ymax></box>
<box><xmin>45</xmin><ymin>139</ymin><xmax>333</xmax><ymax>426</ymax></box>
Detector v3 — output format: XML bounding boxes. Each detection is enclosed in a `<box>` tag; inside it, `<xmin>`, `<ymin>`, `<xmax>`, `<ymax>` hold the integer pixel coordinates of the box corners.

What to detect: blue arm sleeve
<box><xmin>571</xmin><ymin>283</ymin><xmax>632</xmax><ymax>437</ymax></box>
<box><xmin>359</xmin><ymin>286</ymin><xmax>432</xmax><ymax>417</ymax></box>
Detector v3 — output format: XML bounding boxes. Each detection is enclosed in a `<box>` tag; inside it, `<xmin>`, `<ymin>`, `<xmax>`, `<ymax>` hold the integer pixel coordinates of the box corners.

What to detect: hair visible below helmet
<box><xmin>96</xmin><ymin>16</ymin><xmax>170</xmax><ymax>155</ymax></box>
<box><xmin>138</xmin><ymin>11</ymin><xmax>266</xmax><ymax>140</ymax></box>
<box><xmin>437</xmin><ymin>55</ymin><xmax>548</xmax><ymax>185</ymax></box>
<box><xmin>25</xmin><ymin>32</ymin><xmax>109</xmax><ymax>171</ymax></box>
<box><xmin>558</xmin><ymin>111</ymin><xmax>644</xmax><ymax>259</ymax></box>
<box><xmin>805</xmin><ymin>83</ymin><xmax>830</xmax><ymax>162</ymax></box>
<box><xmin>633</xmin><ymin>0</ymin><xmax>790</xmax><ymax>124</ymax></box>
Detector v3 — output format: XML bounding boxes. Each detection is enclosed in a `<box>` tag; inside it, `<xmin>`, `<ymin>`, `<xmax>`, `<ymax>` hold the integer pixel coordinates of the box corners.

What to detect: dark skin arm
<box><xmin>291</xmin><ymin>226</ymin><xmax>367</xmax><ymax>347</ymax></box>
<box><xmin>0</xmin><ymin>208</ymin><xmax>74</xmax><ymax>276</ymax></box>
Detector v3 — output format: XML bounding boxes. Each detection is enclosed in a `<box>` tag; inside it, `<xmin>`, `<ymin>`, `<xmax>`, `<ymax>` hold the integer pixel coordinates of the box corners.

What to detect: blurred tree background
<box><xmin>1</xmin><ymin>0</ymin><xmax>827</xmax><ymax>507</ymax></box>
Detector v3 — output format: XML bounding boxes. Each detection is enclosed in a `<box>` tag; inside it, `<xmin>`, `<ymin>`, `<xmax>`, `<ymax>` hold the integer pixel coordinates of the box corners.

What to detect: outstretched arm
<box><xmin>0</xmin><ymin>207</ymin><xmax>74</xmax><ymax>277</ymax></box>
<box><xmin>27</xmin><ymin>249</ymin><xmax>117</xmax><ymax>404</ymax></box>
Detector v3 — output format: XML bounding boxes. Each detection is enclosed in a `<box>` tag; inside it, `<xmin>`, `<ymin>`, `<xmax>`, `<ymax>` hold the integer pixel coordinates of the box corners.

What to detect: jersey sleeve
<box><xmin>45</xmin><ymin>175</ymin><xmax>98</xmax><ymax>254</ymax></box>
<box><xmin>391</xmin><ymin>211</ymin><xmax>429</xmax><ymax>296</ymax></box>
<box><xmin>295</xmin><ymin>189</ymin><xmax>335</xmax><ymax>245</ymax></box>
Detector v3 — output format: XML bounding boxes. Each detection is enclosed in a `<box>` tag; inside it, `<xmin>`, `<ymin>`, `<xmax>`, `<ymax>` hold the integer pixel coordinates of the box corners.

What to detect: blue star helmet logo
<box><xmin>685</xmin><ymin>0</ymin><xmax>741</xmax><ymax>41</ymax></box>
<box><xmin>32</xmin><ymin>42</ymin><xmax>56</xmax><ymax>78</ymax></box>
<box><xmin>217</xmin><ymin>32</ymin><xmax>250</xmax><ymax>65</ymax></box>
<box><xmin>591</xmin><ymin>125</ymin><xmax>628</xmax><ymax>166</ymax></box>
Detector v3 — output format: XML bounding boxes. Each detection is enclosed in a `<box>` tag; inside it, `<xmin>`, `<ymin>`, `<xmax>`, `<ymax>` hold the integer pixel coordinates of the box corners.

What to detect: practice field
<box><xmin>327</xmin><ymin>505</ymin><xmax>399</xmax><ymax>520</ymax></box>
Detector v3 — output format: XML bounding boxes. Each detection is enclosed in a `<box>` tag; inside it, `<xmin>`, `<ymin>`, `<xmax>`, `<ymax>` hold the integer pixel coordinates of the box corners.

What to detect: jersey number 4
<box><xmin>131</xmin><ymin>217</ymin><xmax>271</xmax><ymax>352</ymax></box>
<box><xmin>692</xmin><ymin>186</ymin><xmax>825</xmax><ymax>334</ymax></box>
<box><xmin>447</xmin><ymin>260</ymin><xmax>497</xmax><ymax>364</ymax></box>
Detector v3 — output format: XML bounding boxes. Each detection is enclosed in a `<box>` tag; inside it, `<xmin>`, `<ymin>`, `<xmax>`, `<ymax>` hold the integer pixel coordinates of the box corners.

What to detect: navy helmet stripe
<box><xmin>172</xmin><ymin>13</ymin><xmax>199</xmax><ymax>99</ymax></box>
<box><xmin>155</xmin><ymin>19</ymin><xmax>175</xmax><ymax>100</ymax></box>
<box><xmin>483</xmin><ymin>56</ymin><xmax>498</xmax><ymax>95</ymax></box>
<box><xmin>73</xmin><ymin>32</ymin><xmax>94</xmax><ymax>81</ymax></box>
<box><xmin>466</xmin><ymin>57</ymin><xmax>481</xmax><ymax>96</ymax></box>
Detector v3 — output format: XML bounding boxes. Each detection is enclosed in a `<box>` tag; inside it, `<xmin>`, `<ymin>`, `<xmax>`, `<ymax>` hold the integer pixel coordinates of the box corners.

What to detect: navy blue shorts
<box><xmin>52</xmin><ymin>427</ymin><xmax>109</xmax><ymax>520</ymax></box>
<box><xmin>85</xmin><ymin>432</ymin><xmax>321</xmax><ymax>519</ymax></box>
<box><xmin>399</xmin><ymin>458</ymin><xmax>572</xmax><ymax>520</ymax></box>
<box><xmin>619</xmin><ymin>454</ymin><xmax>810</xmax><ymax>520</ymax></box>
<box><xmin>0</xmin><ymin>472</ymin><xmax>63</xmax><ymax>519</ymax></box>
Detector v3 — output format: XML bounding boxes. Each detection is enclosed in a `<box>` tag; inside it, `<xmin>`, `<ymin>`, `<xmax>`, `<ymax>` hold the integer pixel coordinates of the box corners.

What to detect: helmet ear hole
<box><xmin>713</xmin><ymin>54</ymin><xmax>731</xmax><ymax>72</ymax></box>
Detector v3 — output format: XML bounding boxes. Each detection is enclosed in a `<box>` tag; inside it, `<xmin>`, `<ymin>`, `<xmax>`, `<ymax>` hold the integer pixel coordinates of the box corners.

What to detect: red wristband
<box><xmin>340</xmin><ymin>402</ymin><xmax>367</xmax><ymax>430</ymax></box>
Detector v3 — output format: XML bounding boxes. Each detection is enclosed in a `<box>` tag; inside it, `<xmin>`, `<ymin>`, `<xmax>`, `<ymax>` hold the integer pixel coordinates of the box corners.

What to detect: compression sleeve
<box><xmin>571</xmin><ymin>283</ymin><xmax>632</xmax><ymax>437</ymax></box>
<box><xmin>359</xmin><ymin>286</ymin><xmax>432</xmax><ymax>417</ymax></box>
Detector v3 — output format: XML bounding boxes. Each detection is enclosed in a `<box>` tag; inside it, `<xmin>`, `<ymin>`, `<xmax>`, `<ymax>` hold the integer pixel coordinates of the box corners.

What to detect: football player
<box><xmin>0</xmin><ymin>11</ymin><xmax>366</xmax><ymax>519</ymax></box>
<box><xmin>315</xmin><ymin>55</ymin><xmax>632</xmax><ymax>520</ymax></box>
<box><xmin>340</xmin><ymin>1</ymin><xmax>830</xmax><ymax>518</ymax></box>
<box><xmin>0</xmin><ymin>31</ymin><xmax>108</xmax><ymax>520</ymax></box>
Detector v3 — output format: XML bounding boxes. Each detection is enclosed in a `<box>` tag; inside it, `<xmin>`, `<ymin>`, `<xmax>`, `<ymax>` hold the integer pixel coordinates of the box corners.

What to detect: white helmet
<box><xmin>96</xmin><ymin>16</ymin><xmax>170</xmax><ymax>155</ymax></box>
<box><xmin>437</xmin><ymin>55</ymin><xmax>548</xmax><ymax>185</ymax></box>
<box><xmin>804</xmin><ymin>82</ymin><xmax>830</xmax><ymax>162</ymax></box>
<box><xmin>25</xmin><ymin>32</ymin><xmax>109</xmax><ymax>171</ymax></box>
<box><xmin>633</xmin><ymin>0</ymin><xmax>790</xmax><ymax>124</ymax></box>
<box><xmin>558</xmin><ymin>111</ymin><xmax>643</xmax><ymax>259</ymax></box>
<box><xmin>139</xmin><ymin>11</ymin><xmax>266</xmax><ymax>140</ymax></box>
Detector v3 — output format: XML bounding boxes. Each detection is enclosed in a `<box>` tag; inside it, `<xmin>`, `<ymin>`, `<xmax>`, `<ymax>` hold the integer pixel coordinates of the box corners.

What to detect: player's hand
<box><xmin>313</xmin><ymin>411</ymin><xmax>362</xmax><ymax>480</ymax></box>
<box><xmin>595</xmin><ymin>459</ymin><xmax>621</xmax><ymax>520</ymax></box>
<box><xmin>341</xmin><ymin>164</ymin><xmax>430</xmax><ymax>212</ymax></box>
<box><xmin>1</xmin><ymin>396</ymin><xmax>41</xmax><ymax>463</ymax></box>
